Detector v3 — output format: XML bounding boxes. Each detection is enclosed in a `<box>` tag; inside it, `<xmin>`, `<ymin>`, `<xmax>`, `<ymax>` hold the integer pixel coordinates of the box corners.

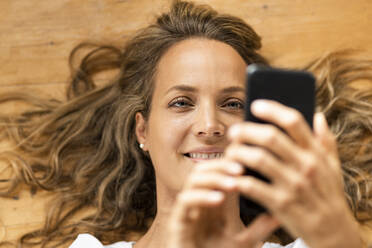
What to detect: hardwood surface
<box><xmin>0</xmin><ymin>0</ymin><xmax>371</xmax><ymax>246</ymax></box>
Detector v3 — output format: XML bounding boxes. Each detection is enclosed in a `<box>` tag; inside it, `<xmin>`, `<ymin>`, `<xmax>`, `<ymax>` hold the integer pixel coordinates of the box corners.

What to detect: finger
<box><xmin>238</xmin><ymin>173</ymin><xmax>320</xmax><ymax>215</ymax></box>
<box><xmin>228</xmin><ymin>122</ymin><xmax>301</xmax><ymax>163</ymax></box>
<box><xmin>251</xmin><ymin>100</ymin><xmax>316</xmax><ymax>149</ymax></box>
<box><xmin>174</xmin><ymin>190</ymin><xmax>225</xmax><ymax>222</ymax></box>
<box><xmin>225</xmin><ymin>144</ymin><xmax>287</xmax><ymax>182</ymax></box>
<box><xmin>184</xmin><ymin>172</ymin><xmax>238</xmax><ymax>192</ymax></box>
<box><xmin>236</xmin><ymin>176</ymin><xmax>277</xmax><ymax>210</ymax></box>
<box><xmin>235</xmin><ymin>214</ymin><xmax>280</xmax><ymax>247</ymax></box>
<box><xmin>313</xmin><ymin>112</ymin><xmax>343</xmax><ymax>182</ymax></box>
<box><xmin>313</xmin><ymin>112</ymin><xmax>338</xmax><ymax>157</ymax></box>
<box><xmin>194</xmin><ymin>159</ymin><xmax>244</xmax><ymax>176</ymax></box>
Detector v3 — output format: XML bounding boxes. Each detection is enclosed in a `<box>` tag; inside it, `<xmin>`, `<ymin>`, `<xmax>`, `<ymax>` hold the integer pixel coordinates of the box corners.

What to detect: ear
<box><xmin>135</xmin><ymin>112</ymin><xmax>148</xmax><ymax>151</ymax></box>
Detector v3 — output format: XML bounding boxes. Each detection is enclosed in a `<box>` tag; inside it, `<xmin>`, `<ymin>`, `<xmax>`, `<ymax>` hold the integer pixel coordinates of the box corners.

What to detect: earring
<box><xmin>139</xmin><ymin>143</ymin><xmax>144</xmax><ymax>149</ymax></box>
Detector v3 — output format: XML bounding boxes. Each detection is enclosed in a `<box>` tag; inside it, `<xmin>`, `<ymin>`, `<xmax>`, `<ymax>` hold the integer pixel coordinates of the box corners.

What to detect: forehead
<box><xmin>154</xmin><ymin>38</ymin><xmax>247</xmax><ymax>93</ymax></box>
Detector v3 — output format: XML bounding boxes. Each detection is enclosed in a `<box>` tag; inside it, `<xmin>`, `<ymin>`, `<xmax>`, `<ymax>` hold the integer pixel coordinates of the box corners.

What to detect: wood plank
<box><xmin>0</xmin><ymin>0</ymin><xmax>371</xmax><ymax>245</ymax></box>
<box><xmin>0</xmin><ymin>0</ymin><xmax>167</xmax><ymax>85</ymax></box>
<box><xmin>0</xmin><ymin>189</ymin><xmax>51</xmax><ymax>243</ymax></box>
<box><xmin>0</xmin><ymin>0</ymin><xmax>371</xmax><ymax>85</ymax></box>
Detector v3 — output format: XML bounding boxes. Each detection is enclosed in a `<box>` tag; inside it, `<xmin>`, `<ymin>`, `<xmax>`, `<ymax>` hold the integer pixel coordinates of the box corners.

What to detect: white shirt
<box><xmin>69</xmin><ymin>234</ymin><xmax>134</xmax><ymax>248</ymax></box>
<box><xmin>69</xmin><ymin>233</ymin><xmax>309</xmax><ymax>248</ymax></box>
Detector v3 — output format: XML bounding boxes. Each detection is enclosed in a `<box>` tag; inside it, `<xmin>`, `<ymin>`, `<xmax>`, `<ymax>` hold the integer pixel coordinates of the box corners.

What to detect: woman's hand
<box><xmin>167</xmin><ymin>159</ymin><xmax>279</xmax><ymax>248</ymax></box>
<box><xmin>226</xmin><ymin>100</ymin><xmax>362</xmax><ymax>248</ymax></box>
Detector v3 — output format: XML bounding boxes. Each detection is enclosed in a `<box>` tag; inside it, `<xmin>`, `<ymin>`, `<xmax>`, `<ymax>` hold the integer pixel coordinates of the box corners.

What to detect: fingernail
<box><xmin>228</xmin><ymin>125</ymin><xmax>240</xmax><ymax>138</ymax></box>
<box><xmin>228</xmin><ymin>163</ymin><xmax>243</xmax><ymax>174</ymax></box>
<box><xmin>252</xmin><ymin>100</ymin><xmax>268</xmax><ymax>113</ymax></box>
<box><xmin>224</xmin><ymin>178</ymin><xmax>237</xmax><ymax>187</ymax></box>
<box><xmin>209</xmin><ymin>192</ymin><xmax>224</xmax><ymax>201</ymax></box>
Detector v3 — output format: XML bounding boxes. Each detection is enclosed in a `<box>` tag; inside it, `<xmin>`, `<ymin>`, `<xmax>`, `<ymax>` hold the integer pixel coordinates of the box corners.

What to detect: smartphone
<box><xmin>239</xmin><ymin>64</ymin><xmax>315</xmax><ymax>218</ymax></box>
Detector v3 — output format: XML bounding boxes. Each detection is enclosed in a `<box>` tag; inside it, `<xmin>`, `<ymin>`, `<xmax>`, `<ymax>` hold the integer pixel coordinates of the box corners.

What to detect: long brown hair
<box><xmin>0</xmin><ymin>1</ymin><xmax>269</xmax><ymax>247</ymax></box>
<box><xmin>306</xmin><ymin>50</ymin><xmax>372</xmax><ymax>219</ymax></box>
<box><xmin>1</xmin><ymin>1</ymin><xmax>372</xmax><ymax>247</ymax></box>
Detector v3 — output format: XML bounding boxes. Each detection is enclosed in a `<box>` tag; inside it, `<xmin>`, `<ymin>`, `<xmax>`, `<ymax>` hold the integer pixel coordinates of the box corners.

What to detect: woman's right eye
<box><xmin>168</xmin><ymin>97</ymin><xmax>193</xmax><ymax>108</ymax></box>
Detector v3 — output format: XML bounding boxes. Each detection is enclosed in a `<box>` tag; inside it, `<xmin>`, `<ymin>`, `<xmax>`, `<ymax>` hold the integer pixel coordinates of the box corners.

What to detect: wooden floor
<box><xmin>1</xmin><ymin>0</ymin><xmax>372</xmax><ymax>246</ymax></box>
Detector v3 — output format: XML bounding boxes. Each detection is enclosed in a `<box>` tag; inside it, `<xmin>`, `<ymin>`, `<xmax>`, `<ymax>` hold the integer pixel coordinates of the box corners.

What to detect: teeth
<box><xmin>188</xmin><ymin>153</ymin><xmax>223</xmax><ymax>159</ymax></box>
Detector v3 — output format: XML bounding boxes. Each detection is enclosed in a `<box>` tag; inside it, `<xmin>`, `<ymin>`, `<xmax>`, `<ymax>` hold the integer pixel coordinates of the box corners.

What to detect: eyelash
<box><xmin>168</xmin><ymin>97</ymin><xmax>193</xmax><ymax>108</ymax></box>
<box><xmin>222</xmin><ymin>98</ymin><xmax>244</xmax><ymax>110</ymax></box>
<box><xmin>168</xmin><ymin>97</ymin><xmax>244</xmax><ymax>110</ymax></box>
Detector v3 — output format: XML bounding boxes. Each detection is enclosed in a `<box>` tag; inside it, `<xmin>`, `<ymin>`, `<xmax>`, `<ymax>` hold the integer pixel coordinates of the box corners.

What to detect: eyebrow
<box><xmin>165</xmin><ymin>84</ymin><xmax>245</xmax><ymax>94</ymax></box>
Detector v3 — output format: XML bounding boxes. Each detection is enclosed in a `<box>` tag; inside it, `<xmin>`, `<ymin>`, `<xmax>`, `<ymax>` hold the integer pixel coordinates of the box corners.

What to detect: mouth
<box><xmin>183</xmin><ymin>152</ymin><xmax>223</xmax><ymax>160</ymax></box>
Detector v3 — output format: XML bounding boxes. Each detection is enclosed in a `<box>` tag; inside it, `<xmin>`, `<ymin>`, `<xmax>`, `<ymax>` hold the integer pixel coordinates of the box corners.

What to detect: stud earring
<box><xmin>139</xmin><ymin>143</ymin><xmax>144</xmax><ymax>149</ymax></box>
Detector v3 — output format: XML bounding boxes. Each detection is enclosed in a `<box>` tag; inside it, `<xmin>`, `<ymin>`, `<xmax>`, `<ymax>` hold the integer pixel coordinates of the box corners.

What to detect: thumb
<box><xmin>313</xmin><ymin>112</ymin><xmax>338</xmax><ymax>156</ymax></box>
<box><xmin>314</xmin><ymin>112</ymin><xmax>345</xmax><ymax>187</ymax></box>
<box><xmin>235</xmin><ymin>214</ymin><xmax>280</xmax><ymax>247</ymax></box>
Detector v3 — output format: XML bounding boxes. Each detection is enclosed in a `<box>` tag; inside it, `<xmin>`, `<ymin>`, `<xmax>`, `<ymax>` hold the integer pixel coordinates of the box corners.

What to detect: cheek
<box><xmin>147</xmin><ymin>113</ymin><xmax>193</xmax><ymax>191</ymax></box>
<box><xmin>148</xmin><ymin>113</ymin><xmax>190</xmax><ymax>155</ymax></box>
<box><xmin>165</xmin><ymin>116</ymin><xmax>191</xmax><ymax>148</ymax></box>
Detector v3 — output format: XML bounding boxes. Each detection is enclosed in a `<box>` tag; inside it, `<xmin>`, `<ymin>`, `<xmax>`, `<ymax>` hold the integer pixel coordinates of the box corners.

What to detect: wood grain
<box><xmin>0</xmin><ymin>0</ymin><xmax>371</xmax><ymax>245</ymax></box>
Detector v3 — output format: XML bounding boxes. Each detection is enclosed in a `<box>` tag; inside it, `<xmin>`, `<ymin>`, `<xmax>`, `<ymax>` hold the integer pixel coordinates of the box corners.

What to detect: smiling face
<box><xmin>135</xmin><ymin>38</ymin><xmax>247</xmax><ymax>194</ymax></box>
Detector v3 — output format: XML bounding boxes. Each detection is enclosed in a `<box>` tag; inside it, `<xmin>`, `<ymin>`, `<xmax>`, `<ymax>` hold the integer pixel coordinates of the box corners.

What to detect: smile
<box><xmin>184</xmin><ymin>152</ymin><xmax>223</xmax><ymax>159</ymax></box>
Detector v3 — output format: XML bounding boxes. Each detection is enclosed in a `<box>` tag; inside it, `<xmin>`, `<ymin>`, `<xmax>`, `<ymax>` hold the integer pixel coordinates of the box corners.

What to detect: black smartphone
<box><xmin>239</xmin><ymin>64</ymin><xmax>315</xmax><ymax>218</ymax></box>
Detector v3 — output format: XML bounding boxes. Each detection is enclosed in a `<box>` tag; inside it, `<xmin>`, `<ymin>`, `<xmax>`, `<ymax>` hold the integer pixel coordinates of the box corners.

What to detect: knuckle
<box><xmin>276</xmin><ymin>194</ymin><xmax>293</xmax><ymax>210</ymax></box>
<box><xmin>276</xmin><ymin>195</ymin><xmax>291</xmax><ymax>211</ymax></box>
<box><xmin>224</xmin><ymin>145</ymin><xmax>238</xmax><ymax>158</ymax></box>
<box><xmin>291</xmin><ymin>177</ymin><xmax>307</xmax><ymax>194</ymax></box>
<box><xmin>262</xmin><ymin>127</ymin><xmax>279</xmax><ymax>146</ymax></box>
<box><xmin>240</xmin><ymin>179</ymin><xmax>253</xmax><ymax>194</ymax></box>
<box><xmin>252</xmin><ymin>148</ymin><xmax>267</xmax><ymax>166</ymax></box>
<box><xmin>304</xmin><ymin>164</ymin><xmax>317</xmax><ymax>179</ymax></box>
<box><xmin>285</xmin><ymin>111</ymin><xmax>304</xmax><ymax>129</ymax></box>
<box><xmin>303</xmin><ymin>155</ymin><xmax>318</xmax><ymax>178</ymax></box>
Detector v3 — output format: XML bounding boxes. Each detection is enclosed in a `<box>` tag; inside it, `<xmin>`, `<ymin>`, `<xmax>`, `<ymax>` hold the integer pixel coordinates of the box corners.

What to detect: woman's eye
<box><xmin>222</xmin><ymin>99</ymin><xmax>244</xmax><ymax>110</ymax></box>
<box><xmin>168</xmin><ymin>97</ymin><xmax>193</xmax><ymax>108</ymax></box>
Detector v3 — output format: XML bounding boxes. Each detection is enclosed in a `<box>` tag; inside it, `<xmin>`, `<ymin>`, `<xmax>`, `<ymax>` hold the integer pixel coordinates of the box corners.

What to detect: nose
<box><xmin>193</xmin><ymin>103</ymin><xmax>225</xmax><ymax>138</ymax></box>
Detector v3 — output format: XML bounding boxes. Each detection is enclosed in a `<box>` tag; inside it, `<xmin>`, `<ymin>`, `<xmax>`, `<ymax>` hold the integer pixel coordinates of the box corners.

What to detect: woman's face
<box><xmin>136</xmin><ymin>38</ymin><xmax>247</xmax><ymax>194</ymax></box>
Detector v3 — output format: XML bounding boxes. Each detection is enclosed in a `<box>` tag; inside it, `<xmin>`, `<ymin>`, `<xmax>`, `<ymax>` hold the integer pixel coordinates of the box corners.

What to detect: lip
<box><xmin>183</xmin><ymin>147</ymin><xmax>225</xmax><ymax>163</ymax></box>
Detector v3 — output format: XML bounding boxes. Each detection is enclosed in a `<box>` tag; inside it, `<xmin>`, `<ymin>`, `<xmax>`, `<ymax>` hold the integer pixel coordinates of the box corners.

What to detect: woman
<box><xmin>0</xmin><ymin>1</ymin><xmax>371</xmax><ymax>247</ymax></box>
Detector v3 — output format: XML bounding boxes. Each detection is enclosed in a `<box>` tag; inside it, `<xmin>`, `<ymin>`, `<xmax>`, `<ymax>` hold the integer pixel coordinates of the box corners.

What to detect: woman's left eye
<box><xmin>222</xmin><ymin>99</ymin><xmax>244</xmax><ymax>110</ymax></box>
